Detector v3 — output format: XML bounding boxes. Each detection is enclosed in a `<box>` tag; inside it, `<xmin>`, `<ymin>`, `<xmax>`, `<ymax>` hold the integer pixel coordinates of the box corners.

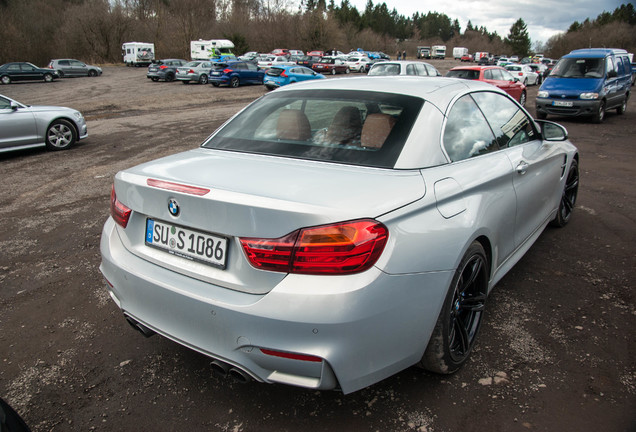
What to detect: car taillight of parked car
<box><xmin>223</xmin><ymin>68</ymin><xmax>233</xmax><ymax>74</ymax></box>
<box><xmin>240</xmin><ymin>219</ymin><xmax>388</xmax><ymax>275</ymax></box>
<box><xmin>281</xmin><ymin>71</ymin><xmax>288</xmax><ymax>77</ymax></box>
<box><xmin>188</xmin><ymin>69</ymin><xmax>195</xmax><ymax>74</ymax></box>
<box><xmin>110</xmin><ymin>185</ymin><xmax>131</xmax><ymax>228</ymax></box>
<box><xmin>159</xmin><ymin>65</ymin><xmax>168</xmax><ymax>69</ymax></box>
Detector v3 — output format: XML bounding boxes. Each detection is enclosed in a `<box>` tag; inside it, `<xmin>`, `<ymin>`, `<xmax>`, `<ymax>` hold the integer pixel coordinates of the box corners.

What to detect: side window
<box><xmin>59</xmin><ymin>60</ymin><xmax>70</xmax><ymax>66</ymax></box>
<box><xmin>484</xmin><ymin>69</ymin><xmax>493</xmax><ymax>80</ymax></box>
<box><xmin>415</xmin><ymin>64</ymin><xmax>427</xmax><ymax>75</ymax></box>
<box><xmin>615</xmin><ymin>56</ymin><xmax>624</xmax><ymax>75</ymax></box>
<box><xmin>406</xmin><ymin>64</ymin><xmax>417</xmax><ymax>75</ymax></box>
<box><xmin>0</xmin><ymin>96</ymin><xmax>11</xmax><ymax>109</ymax></box>
<box><xmin>425</xmin><ymin>64</ymin><xmax>438</xmax><ymax>76</ymax></box>
<box><xmin>606</xmin><ymin>56</ymin><xmax>616</xmax><ymax>75</ymax></box>
<box><xmin>472</xmin><ymin>92</ymin><xmax>537</xmax><ymax>148</ymax></box>
<box><xmin>443</xmin><ymin>94</ymin><xmax>498</xmax><ymax>162</ymax></box>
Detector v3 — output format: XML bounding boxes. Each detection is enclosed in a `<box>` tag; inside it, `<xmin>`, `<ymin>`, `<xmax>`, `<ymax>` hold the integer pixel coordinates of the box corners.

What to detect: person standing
<box><xmin>402</xmin><ymin>50</ymin><xmax>406</xmax><ymax>60</ymax></box>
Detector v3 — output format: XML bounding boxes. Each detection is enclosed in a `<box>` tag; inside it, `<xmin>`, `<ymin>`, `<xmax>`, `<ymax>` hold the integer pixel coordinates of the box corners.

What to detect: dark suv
<box><xmin>209</xmin><ymin>61</ymin><xmax>264</xmax><ymax>88</ymax></box>
<box><xmin>147</xmin><ymin>59</ymin><xmax>187</xmax><ymax>82</ymax></box>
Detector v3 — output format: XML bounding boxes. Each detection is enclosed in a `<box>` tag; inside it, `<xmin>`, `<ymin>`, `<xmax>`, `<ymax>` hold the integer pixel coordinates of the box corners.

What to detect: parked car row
<box><xmin>0</xmin><ymin>59</ymin><xmax>102</xmax><ymax>85</ymax></box>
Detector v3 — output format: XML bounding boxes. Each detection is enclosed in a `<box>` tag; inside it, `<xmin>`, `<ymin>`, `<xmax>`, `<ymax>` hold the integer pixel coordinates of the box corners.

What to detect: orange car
<box><xmin>446</xmin><ymin>65</ymin><xmax>527</xmax><ymax>106</ymax></box>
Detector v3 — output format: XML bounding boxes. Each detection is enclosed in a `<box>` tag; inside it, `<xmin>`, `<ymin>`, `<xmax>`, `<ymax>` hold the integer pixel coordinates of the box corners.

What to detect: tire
<box><xmin>419</xmin><ymin>241</ymin><xmax>488</xmax><ymax>374</ymax></box>
<box><xmin>58</xmin><ymin>71</ymin><xmax>65</xmax><ymax>78</ymax></box>
<box><xmin>331</xmin><ymin>69</ymin><xmax>336</xmax><ymax>75</ymax></box>
<box><xmin>537</xmin><ymin>111</ymin><xmax>547</xmax><ymax>120</ymax></box>
<box><xmin>345</xmin><ymin>68</ymin><xmax>350</xmax><ymax>74</ymax></box>
<box><xmin>199</xmin><ymin>74</ymin><xmax>208</xmax><ymax>85</ymax></box>
<box><xmin>182</xmin><ymin>80</ymin><xmax>189</xmax><ymax>85</ymax></box>
<box><xmin>151</xmin><ymin>77</ymin><xmax>159</xmax><ymax>82</ymax></box>
<box><xmin>550</xmin><ymin>159</ymin><xmax>579</xmax><ymax>228</ymax></box>
<box><xmin>212</xmin><ymin>82</ymin><xmax>220</xmax><ymax>87</ymax></box>
<box><xmin>45</xmin><ymin>119</ymin><xmax>77</xmax><ymax>151</ymax></box>
<box><xmin>1</xmin><ymin>75</ymin><xmax>11</xmax><ymax>85</ymax></box>
<box><xmin>592</xmin><ymin>101</ymin><xmax>605</xmax><ymax>123</ymax></box>
<box><xmin>43</xmin><ymin>73</ymin><xmax>54</xmax><ymax>83</ymax></box>
<box><xmin>230</xmin><ymin>76</ymin><xmax>240</xmax><ymax>88</ymax></box>
<box><xmin>519</xmin><ymin>90</ymin><xmax>527</xmax><ymax>107</ymax></box>
<box><xmin>165</xmin><ymin>73</ymin><xmax>175</xmax><ymax>82</ymax></box>
<box><xmin>88</xmin><ymin>70</ymin><xmax>97</xmax><ymax>77</ymax></box>
<box><xmin>616</xmin><ymin>96</ymin><xmax>627</xmax><ymax>115</ymax></box>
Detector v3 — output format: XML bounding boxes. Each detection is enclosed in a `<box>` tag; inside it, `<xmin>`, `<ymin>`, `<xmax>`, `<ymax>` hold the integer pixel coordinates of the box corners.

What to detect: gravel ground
<box><xmin>0</xmin><ymin>61</ymin><xmax>634</xmax><ymax>431</ymax></box>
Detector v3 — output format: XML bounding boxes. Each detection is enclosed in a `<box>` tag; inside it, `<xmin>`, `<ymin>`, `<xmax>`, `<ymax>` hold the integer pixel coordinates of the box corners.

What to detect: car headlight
<box><xmin>73</xmin><ymin>111</ymin><xmax>84</xmax><ymax>120</ymax></box>
<box><xmin>537</xmin><ymin>91</ymin><xmax>549</xmax><ymax>98</ymax></box>
<box><xmin>580</xmin><ymin>92</ymin><xmax>599</xmax><ymax>100</ymax></box>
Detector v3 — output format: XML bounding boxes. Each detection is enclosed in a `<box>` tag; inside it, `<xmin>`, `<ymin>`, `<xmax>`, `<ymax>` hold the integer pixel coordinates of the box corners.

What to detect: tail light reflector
<box><xmin>260</xmin><ymin>349</ymin><xmax>322</xmax><ymax>362</ymax></box>
<box><xmin>110</xmin><ymin>185</ymin><xmax>131</xmax><ymax>228</ymax></box>
<box><xmin>240</xmin><ymin>219</ymin><xmax>388</xmax><ymax>275</ymax></box>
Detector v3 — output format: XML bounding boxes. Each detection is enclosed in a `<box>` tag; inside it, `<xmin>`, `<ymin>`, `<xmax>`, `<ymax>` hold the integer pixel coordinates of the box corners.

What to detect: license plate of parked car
<box><xmin>145</xmin><ymin>219</ymin><xmax>228</xmax><ymax>268</ymax></box>
<box><xmin>552</xmin><ymin>100</ymin><xmax>574</xmax><ymax>107</ymax></box>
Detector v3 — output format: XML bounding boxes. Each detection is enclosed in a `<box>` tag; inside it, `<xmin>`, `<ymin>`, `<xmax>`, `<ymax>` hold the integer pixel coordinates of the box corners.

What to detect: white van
<box><xmin>122</xmin><ymin>42</ymin><xmax>155</xmax><ymax>67</ymax></box>
<box><xmin>453</xmin><ymin>47</ymin><xmax>468</xmax><ymax>60</ymax></box>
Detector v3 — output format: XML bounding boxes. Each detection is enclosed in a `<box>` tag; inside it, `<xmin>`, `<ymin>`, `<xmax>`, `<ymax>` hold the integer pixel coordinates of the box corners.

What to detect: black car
<box><xmin>296</xmin><ymin>55</ymin><xmax>322</xmax><ymax>68</ymax></box>
<box><xmin>0</xmin><ymin>62</ymin><xmax>59</xmax><ymax>85</ymax></box>
<box><xmin>147</xmin><ymin>59</ymin><xmax>187</xmax><ymax>82</ymax></box>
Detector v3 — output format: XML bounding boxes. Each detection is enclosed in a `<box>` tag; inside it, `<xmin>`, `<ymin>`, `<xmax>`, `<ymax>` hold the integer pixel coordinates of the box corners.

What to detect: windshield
<box><xmin>550</xmin><ymin>58</ymin><xmax>604</xmax><ymax>78</ymax></box>
<box><xmin>201</xmin><ymin>89</ymin><xmax>424</xmax><ymax>168</ymax></box>
<box><xmin>368</xmin><ymin>64</ymin><xmax>401</xmax><ymax>76</ymax></box>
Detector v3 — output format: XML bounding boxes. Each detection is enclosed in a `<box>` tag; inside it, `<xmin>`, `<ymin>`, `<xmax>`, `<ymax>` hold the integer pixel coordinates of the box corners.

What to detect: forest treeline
<box><xmin>0</xmin><ymin>0</ymin><xmax>634</xmax><ymax>66</ymax></box>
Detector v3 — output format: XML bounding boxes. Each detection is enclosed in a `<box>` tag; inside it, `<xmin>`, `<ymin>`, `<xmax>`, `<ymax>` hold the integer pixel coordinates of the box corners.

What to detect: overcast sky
<box><xmin>346</xmin><ymin>0</ymin><xmax>628</xmax><ymax>44</ymax></box>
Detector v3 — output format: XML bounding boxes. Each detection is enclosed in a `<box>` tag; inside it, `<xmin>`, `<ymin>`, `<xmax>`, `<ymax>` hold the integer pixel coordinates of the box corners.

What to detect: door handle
<box><xmin>516</xmin><ymin>161</ymin><xmax>529</xmax><ymax>175</ymax></box>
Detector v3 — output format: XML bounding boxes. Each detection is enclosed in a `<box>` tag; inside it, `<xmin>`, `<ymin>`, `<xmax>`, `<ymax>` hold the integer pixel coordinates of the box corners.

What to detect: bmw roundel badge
<box><xmin>168</xmin><ymin>198</ymin><xmax>180</xmax><ymax>216</ymax></box>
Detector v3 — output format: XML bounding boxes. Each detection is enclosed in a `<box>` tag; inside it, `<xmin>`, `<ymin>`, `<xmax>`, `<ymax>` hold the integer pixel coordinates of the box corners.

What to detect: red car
<box><xmin>307</xmin><ymin>50</ymin><xmax>325</xmax><ymax>57</ymax></box>
<box><xmin>271</xmin><ymin>49</ymin><xmax>290</xmax><ymax>57</ymax></box>
<box><xmin>311</xmin><ymin>57</ymin><xmax>350</xmax><ymax>75</ymax></box>
<box><xmin>446</xmin><ymin>65</ymin><xmax>527</xmax><ymax>106</ymax></box>
<box><xmin>460</xmin><ymin>54</ymin><xmax>473</xmax><ymax>62</ymax></box>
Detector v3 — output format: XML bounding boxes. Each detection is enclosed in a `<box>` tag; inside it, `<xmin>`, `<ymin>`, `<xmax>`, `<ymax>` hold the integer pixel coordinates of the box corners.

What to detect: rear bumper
<box><xmin>99</xmin><ymin>217</ymin><xmax>452</xmax><ymax>394</ymax></box>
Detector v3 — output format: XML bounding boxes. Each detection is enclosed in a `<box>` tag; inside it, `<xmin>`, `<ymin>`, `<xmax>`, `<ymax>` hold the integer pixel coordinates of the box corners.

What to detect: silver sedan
<box><xmin>100</xmin><ymin>77</ymin><xmax>579</xmax><ymax>394</ymax></box>
<box><xmin>176</xmin><ymin>60</ymin><xmax>214</xmax><ymax>85</ymax></box>
<box><xmin>0</xmin><ymin>94</ymin><xmax>87</xmax><ymax>152</ymax></box>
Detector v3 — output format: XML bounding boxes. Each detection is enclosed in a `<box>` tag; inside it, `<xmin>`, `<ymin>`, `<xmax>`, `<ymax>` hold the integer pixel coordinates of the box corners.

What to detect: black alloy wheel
<box><xmin>551</xmin><ymin>159</ymin><xmax>579</xmax><ymax>227</ymax></box>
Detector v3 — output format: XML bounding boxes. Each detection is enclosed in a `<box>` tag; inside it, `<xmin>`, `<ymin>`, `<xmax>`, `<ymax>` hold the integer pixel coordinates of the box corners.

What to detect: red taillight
<box><xmin>188</xmin><ymin>69</ymin><xmax>195</xmax><ymax>74</ymax></box>
<box><xmin>223</xmin><ymin>68</ymin><xmax>233</xmax><ymax>73</ymax></box>
<box><xmin>260</xmin><ymin>349</ymin><xmax>322</xmax><ymax>362</ymax></box>
<box><xmin>281</xmin><ymin>71</ymin><xmax>288</xmax><ymax>77</ymax></box>
<box><xmin>240</xmin><ymin>219</ymin><xmax>388</xmax><ymax>275</ymax></box>
<box><xmin>518</xmin><ymin>72</ymin><xmax>523</xmax><ymax>76</ymax></box>
<box><xmin>159</xmin><ymin>65</ymin><xmax>168</xmax><ymax>69</ymax></box>
<box><xmin>147</xmin><ymin>179</ymin><xmax>210</xmax><ymax>196</ymax></box>
<box><xmin>110</xmin><ymin>185</ymin><xmax>131</xmax><ymax>228</ymax></box>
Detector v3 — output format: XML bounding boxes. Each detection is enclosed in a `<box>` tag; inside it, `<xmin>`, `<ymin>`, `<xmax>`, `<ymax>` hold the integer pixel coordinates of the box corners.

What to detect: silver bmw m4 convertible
<box><xmin>100</xmin><ymin>76</ymin><xmax>579</xmax><ymax>394</ymax></box>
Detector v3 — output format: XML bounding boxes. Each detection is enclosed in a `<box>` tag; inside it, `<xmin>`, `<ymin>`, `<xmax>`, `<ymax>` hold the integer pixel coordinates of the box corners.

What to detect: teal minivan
<box><xmin>536</xmin><ymin>48</ymin><xmax>631</xmax><ymax>123</ymax></box>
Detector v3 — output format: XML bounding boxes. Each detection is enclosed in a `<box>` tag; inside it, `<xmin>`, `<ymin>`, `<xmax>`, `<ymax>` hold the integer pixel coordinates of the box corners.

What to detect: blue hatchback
<box><xmin>536</xmin><ymin>48</ymin><xmax>632</xmax><ymax>123</ymax></box>
<box><xmin>209</xmin><ymin>61</ymin><xmax>264</xmax><ymax>88</ymax></box>
<box><xmin>263</xmin><ymin>65</ymin><xmax>325</xmax><ymax>90</ymax></box>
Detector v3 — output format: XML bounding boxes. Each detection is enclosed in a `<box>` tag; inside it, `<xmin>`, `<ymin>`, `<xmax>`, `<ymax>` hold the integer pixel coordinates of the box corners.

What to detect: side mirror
<box><xmin>10</xmin><ymin>101</ymin><xmax>19</xmax><ymax>111</ymax></box>
<box><xmin>536</xmin><ymin>119</ymin><xmax>568</xmax><ymax>141</ymax></box>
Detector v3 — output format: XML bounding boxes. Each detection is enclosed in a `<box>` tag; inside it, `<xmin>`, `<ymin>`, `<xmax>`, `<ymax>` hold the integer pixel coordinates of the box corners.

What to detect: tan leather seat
<box><xmin>276</xmin><ymin>109</ymin><xmax>312</xmax><ymax>141</ymax></box>
<box><xmin>361</xmin><ymin>114</ymin><xmax>396</xmax><ymax>148</ymax></box>
<box><xmin>326</xmin><ymin>106</ymin><xmax>362</xmax><ymax>145</ymax></box>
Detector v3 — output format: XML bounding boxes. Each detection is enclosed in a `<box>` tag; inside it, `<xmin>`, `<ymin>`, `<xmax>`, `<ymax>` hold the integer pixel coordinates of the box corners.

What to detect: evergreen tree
<box><xmin>505</xmin><ymin>18</ymin><xmax>530</xmax><ymax>57</ymax></box>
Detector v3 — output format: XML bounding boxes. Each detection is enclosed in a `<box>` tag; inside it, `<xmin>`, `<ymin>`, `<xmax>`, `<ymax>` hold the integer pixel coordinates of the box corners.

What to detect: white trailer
<box><xmin>453</xmin><ymin>47</ymin><xmax>468</xmax><ymax>59</ymax></box>
<box><xmin>122</xmin><ymin>42</ymin><xmax>155</xmax><ymax>67</ymax></box>
<box><xmin>190</xmin><ymin>39</ymin><xmax>235</xmax><ymax>61</ymax></box>
<box><xmin>432</xmin><ymin>45</ymin><xmax>446</xmax><ymax>59</ymax></box>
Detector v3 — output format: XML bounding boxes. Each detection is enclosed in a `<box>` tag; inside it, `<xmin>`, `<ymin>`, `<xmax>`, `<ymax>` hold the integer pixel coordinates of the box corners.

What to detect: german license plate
<box><xmin>553</xmin><ymin>100</ymin><xmax>573</xmax><ymax>107</ymax></box>
<box><xmin>145</xmin><ymin>219</ymin><xmax>228</xmax><ymax>269</ymax></box>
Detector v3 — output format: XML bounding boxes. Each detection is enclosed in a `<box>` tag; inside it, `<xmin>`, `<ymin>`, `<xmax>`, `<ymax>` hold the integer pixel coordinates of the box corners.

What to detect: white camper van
<box><xmin>432</xmin><ymin>45</ymin><xmax>446</xmax><ymax>59</ymax></box>
<box><xmin>122</xmin><ymin>42</ymin><xmax>155</xmax><ymax>67</ymax></box>
<box><xmin>190</xmin><ymin>39</ymin><xmax>235</xmax><ymax>61</ymax></box>
<box><xmin>453</xmin><ymin>47</ymin><xmax>468</xmax><ymax>59</ymax></box>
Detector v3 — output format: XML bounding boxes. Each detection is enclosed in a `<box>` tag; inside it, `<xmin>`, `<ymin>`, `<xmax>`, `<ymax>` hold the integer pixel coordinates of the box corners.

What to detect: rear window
<box><xmin>368</xmin><ymin>64</ymin><xmax>401</xmax><ymax>76</ymax></box>
<box><xmin>211</xmin><ymin>63</ymin><xmax>228</xmax><ymax>70</ymax></box>
<box><xmin>267</xmin><ymin>68</ymin><xmax>285</xmax><ymax>77</ymax></box>
<box><xmin>201</xmin><ymin>89</ymin><xmax>423</xmax><ymax>168</ymax></box>
<box><xmin>446</xmin><ymin>69</ymin><xmax>479</xmax><ymax>80</ymax></box>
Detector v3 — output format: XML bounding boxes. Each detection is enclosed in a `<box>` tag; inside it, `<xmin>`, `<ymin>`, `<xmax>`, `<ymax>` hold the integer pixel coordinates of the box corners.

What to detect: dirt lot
<box><xmin>1</xmin><ymin>61</ymin><xmax>634</xmax><ymax>432</ymax></box>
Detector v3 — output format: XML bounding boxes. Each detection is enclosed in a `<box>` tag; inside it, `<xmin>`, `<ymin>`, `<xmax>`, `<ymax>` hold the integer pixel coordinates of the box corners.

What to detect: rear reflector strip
<box><xmin>260</xmin><ymin>349</ymin><xmax>322</xmax><ymax>362</ymax></box>
<box><xmin>147</xmin><ymin>179</ymin><xmax>210</xmax><ymax>196</ymax></box>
